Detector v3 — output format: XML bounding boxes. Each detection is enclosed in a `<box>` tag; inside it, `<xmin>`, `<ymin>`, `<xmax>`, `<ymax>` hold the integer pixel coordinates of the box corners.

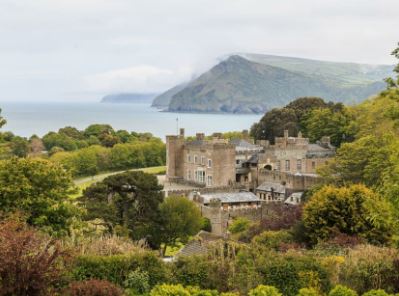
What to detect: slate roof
<box><xmin>230</xmin><ymin>139</ymin><xmax>260</xmax><ymax>149</ymax></box>
<box><xmin>200</xmin><ymin>191</ymin><xmax>261</xmax><ymax>204</ymax></box>
<box><xmin>306</xmin><ymin>143</ymin><xmax>335</xmax><ymax>158</ymax></box>
<box><xmin>256</xmin><ymin>182</ymin><xmax>286</xmax><ymax>194</ymax></box>
<box><xmin>175</xmin><ymin>231</ymin><xmax>221</xmax><ymax>257</ymax></box>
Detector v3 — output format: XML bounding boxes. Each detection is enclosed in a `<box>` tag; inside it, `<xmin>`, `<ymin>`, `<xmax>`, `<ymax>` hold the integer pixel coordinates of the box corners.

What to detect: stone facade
<box><xmin>166</xmin><ymin>129</ymin><xmax>236</xmax><ymax>188</ymax></box>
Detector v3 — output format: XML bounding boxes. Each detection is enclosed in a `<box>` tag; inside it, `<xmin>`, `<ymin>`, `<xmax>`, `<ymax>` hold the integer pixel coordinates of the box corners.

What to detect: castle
<box><xmin>166</xmin><ymin>128</ymin><xmax>335</xmax><ymax>194</ymax></box>
<box><xmin>166</xmin><ymin>128</ymin><xmax>335</xmax><ymax>235</ymax></box>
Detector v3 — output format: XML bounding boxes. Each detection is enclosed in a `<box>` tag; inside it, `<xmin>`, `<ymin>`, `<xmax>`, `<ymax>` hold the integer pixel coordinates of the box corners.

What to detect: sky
<box><xmin>0</xmin><ymin>0</ymin><xmax>398</xmax><ymax>102</ymax></box>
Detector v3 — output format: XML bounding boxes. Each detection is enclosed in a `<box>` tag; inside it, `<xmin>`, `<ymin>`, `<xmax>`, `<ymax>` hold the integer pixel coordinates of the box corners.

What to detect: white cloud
<box><xmin>0</xmin><ymin>0</ymin><xmax>398</xmax><ymax>101</ymax></box>
<box><xmin>84</xmin><ymin>65</ymin><xmax>192</xmax><ymax>94</ymax></box>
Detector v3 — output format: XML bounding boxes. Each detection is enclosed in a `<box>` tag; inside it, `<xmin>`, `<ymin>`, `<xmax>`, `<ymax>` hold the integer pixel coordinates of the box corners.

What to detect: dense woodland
<box><xmin>0</xmin><ymin>44</ymin><xmax>399</xmax><ymax>295</ymax></box>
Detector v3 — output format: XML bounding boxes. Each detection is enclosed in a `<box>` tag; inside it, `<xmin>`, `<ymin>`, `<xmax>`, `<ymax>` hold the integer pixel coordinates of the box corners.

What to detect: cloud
<box><xmin>84</xmin><ymin>65</ymin><xmax>192</xmax><ymax>94</ymax></box>
<box><xmin>0</xmin><ymin>0</ymin><xmax>398</xmax><ymax>101</ymax></box>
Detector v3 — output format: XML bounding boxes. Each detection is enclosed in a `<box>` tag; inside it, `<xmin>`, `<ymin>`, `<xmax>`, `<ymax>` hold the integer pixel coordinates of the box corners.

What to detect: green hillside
<box><xmin>163</xmin><ymin>54</ymin><xmax>393</xmax><ymax>113</ymax></box>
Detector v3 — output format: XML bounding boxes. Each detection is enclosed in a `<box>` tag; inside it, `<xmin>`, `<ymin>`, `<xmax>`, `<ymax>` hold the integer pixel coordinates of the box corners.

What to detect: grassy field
<box><xmin>71</xmin><ymin>166</ymin><xmax>166</xmax><ymax>198</ymax></box>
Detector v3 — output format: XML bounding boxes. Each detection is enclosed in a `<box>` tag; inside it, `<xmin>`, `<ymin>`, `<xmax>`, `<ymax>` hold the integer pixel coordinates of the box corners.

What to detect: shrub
<box><xmin>303</xmin><ymin>185</ymin><xmax>394</xmax><ymax>245</ymax></box>
<box><xmin>0</xmin><ymin>219</ymin><xmax>68</xmax><ymax>295</ymax></box>
<box><xmin>172</xmin><ymin>256</ymin><xmax>211</xmax><ymax>288</ymax></box>
<box><xmin>63</xmin><ymin>279</ymin><xmax>123</xmax><ymax>296</ymax></box>
<box><xmin>150</xmin><ymin>284</ymin><xmax>190</xmax><ymax>296</ymax></box>
<box><xmin>298</xmin><ymin>288</ymin><xmax>320</xmax><ymax>296</ymax></box>
<box><xmin>72</xmin><ymin>252</ymin><xmax>168</xmax><ymax>287</ymax></box>
<box><xmin>362</xmin><ymin>290</ymin><xmax>390</xmax><ymax>296</ymax></box>
<box><xmin>249</xmin><ymin>285</ymin><xmax>282</xmax><ymax>296</ymax></box>
<box><xmin>251</xmin><ymin>230</ymin><xmax>293</xmax><ymax>251</ymax></box>
<box><xmin>228</xmin><ymin>217</ymin><xmax>251</xmax><ymax>234</ymax></box>
<box><xmin>74</xmin><ymin>235</ymin><xmax>147</xmax><ymax>256</ymax></box>
<box><xmin>201</xmin><ymin>217</ymin><xmax>212</xmax><ymax>232</ymax></box>
<box><xmin>339</xmin><ymin>245</ymin><xmax>399</xmax><ymax>293</ymax></box>
<box><xmin>123</xmin><ymin>268</ymin><xmax>151</xmax><ymax>295</ymax></box>
<box><xmin>328</xmin><ymin>285</ymin><xmax>358</xmax><ymax>296</ymax></box>
<box><xmin>257</xmin><ymin>252</ymin><xmax>330</xmax><ymax>296</ymax></box>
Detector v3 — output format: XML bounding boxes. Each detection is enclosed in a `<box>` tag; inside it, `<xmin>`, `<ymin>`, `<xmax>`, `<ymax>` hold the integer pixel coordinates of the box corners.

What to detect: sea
<box><xmin>0</xmin><ymin>102</ymin><xmax>262</xmax><ymax>140</ymax></box>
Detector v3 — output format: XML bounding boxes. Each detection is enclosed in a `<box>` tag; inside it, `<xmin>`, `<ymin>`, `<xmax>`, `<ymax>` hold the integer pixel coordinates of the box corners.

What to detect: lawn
<box><xmin>71</xmin><ymin>165</ymin><xmax>166</xmax><ymax>198</ymax></box>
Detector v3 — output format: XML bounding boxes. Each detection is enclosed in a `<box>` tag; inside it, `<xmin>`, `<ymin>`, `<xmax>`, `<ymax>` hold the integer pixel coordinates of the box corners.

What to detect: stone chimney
<box><xmin>242</xmin><ymin>129</ymin><xmax>249</xmax><ymax>139</ymax></box>
<box><xmin>284</xmin><ymin>130</ymin><xmax>289</xmax><ymax>138</ymax></box>
<box><xmin>212</xmin><ymin>132</ymin><xmax>223</xmax><ymax>139</ymax></box>
<box><xmin>321</xmin><ymin>136</ymin><xmax>331</xmax><ymax>146</ymax></box>
<box><xmin>196</xmin><ymin>133</ymin><xmax>205</xmax><ymax>141</ymax></box>
<box><xmin>179</xmin><ymin>128</ymin><xmax>185</xmax><ymax>138</ymax></box>
<box><xmin>257</xmin><ymin>139</ymin><xmax>270</xmax><ymax>147</ymax></box>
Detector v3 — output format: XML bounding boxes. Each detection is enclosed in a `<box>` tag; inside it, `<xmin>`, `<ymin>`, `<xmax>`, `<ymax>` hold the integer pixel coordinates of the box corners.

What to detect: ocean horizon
<box><xmin>0</xmin><ymin>101</ymin><xmax>262</xmax><ymax>140</ymax></box>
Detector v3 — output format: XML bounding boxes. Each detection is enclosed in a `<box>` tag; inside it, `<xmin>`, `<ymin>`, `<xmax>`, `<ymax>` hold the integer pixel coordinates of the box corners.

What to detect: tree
<box><xmin>320</xmin><ymin>135</ymin><xmax>395</xmax><ymax>188</ymax></box>
<box><xmin>385</xmin><ymin>42</ymin><xmax>399</xmax><ymax>89</ymax></box>
<box><xmin>158</xmin><ymin>196</ymin><xmax>202</xmax><ymax>255</ymax></box>
<box><xmin>81</xmin><ymin>171</ymin><xmax>164</xmax><ymax>243</ymax></box>
<box><xmin>250</xmin><ymin>97</ymin><xmax>340</xmax><ymax>143</ymax></box>
<box><xmin>303</xmin><ymin>184</ymin><xmax>395</xmax><ymax>245</ymax></box>
<box><xmin>249</xmin><ymin>285</ymin><xmax>282</xmax><ymax>296</ymax></box>
<box><xmin>0</xmin><ymin>108</ymin><xmax>6</xmax><ymax>129</ymax></box>
<box><xmin>0</xmin><ymin>219</ymin><xmax>68</xmax><ymax>295</ymax></box>
<box><xmin>0</xmin><ymin>157</ymin><xmax>79</xmax><ymax>235</ymax></box>
<box><xmin>250</xmin><ymin>107</ymin><xmax>298</xmax><ymax>143</ymax></box>
<box><xmin>11</xmin><ymin>136</ymin><xmax>29</xmax><ymax>157</ymax></box>
<box><xmin>58</xmin><ymin>126</ymin><xmax>84</xmax><ymax>140</ymax></box>
<box><xmin>301</xmin><ymin>107</ymin><xmax>355</xmax><ymax>147</ymax></box>
<box><xmin>328</xmin><ymin>286</ymin><xmax>357</xmax><ymax>296</ymax></box>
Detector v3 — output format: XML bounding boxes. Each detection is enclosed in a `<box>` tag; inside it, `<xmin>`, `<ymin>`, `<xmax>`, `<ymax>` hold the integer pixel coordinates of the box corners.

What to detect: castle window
<box><xmin>195</xmin><ymin>170</ymin><xmax>205</xmax><ymax>183</ymax></box>
<box><xmin>297</xmin><ymin>159</ymin><xmax>302</xmax><ymax>172</ymax></box>
<box><xmin>208</xmin><ymin>159</ymin><xmax>212</xmax><ymax>168</ymax></box>
<box><xmin>194</xmin><ymin>155</ymin><xmax>198</xmax><ymax>164</ymax></box>
<box><xmin>187</xmin><ymin>170</ymin><xmax>191</xmax><ymax>180</ymax></box>
<box><xmin>207</xmin><ymin>175</ymin><xmax>213</xmax><ymax>186</ymax></box>
<box><xmin>201</xmin><ymin>156</ymin><xmax>205</xmax><ymax>165</ymax></box>
<box><xmin>276</xmin><ymin>161</ymin><xmax>280</xmax><ymax>171</ymax></box>
<box><xmin>187</xmin><ymin>154</ymin><xmax>191</xmax><ymax>163</ymax></box>
<box><xmin>312</xmin><ymin>161</ymin><xmax>316</xmax><ymax>169</ymax></box>
<box><xmin>285</xmin><ymin>160</ymin><xmax>290</xmax><ymax>171</ymax></box>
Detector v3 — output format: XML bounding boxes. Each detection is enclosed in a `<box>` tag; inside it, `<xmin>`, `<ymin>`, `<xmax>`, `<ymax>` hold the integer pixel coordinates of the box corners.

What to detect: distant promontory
<box><xmin>101</xmin><ymin>93</ymin><xmax>158</xmax><ymax>104</ymax></box>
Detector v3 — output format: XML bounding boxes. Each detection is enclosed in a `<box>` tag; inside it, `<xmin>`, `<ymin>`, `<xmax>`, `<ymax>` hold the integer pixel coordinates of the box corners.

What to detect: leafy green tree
<box><xmin>250</xmin><ymin>97</ymin><xmax>341</xmax><ymax>143</ymax></box>
<box><xmin>81</xmin><ymin>171</ymin><xmax>164</xmax><ymax>242</ymax></box>
<box><xmin>303</xmin><ymin>184</ymin><xmax>394</xmax><ymax>245</ymax></box>
<box><xmin>301</xmin><ymin>107</ymin><xmax>355</xmax><ymax>147</ymax></box>
<box><xmin>320</xmin><ymin>135</ymin><xmax>395</xmax><ymax>188</ymax></box>
<box><xmin>158</xmin><ymin>196</ymin><xmax>202</xmax><ymax>255</ymax></box>
<box><xmin>42</xmin><ymin>131</ymin><xmax>78</xmax><ymax>151</ymax></box>
<box><xmin>11</xmin><ymin>136</ymin><xmax>29</xmax><ymax>157</ymax></box>
<box><xmin>385</xmin><ymin>42</ymin><xmax>399</xmax><ymax>89</ymax></box>
<box><xmin>328</xmin><ymin>285</ymin><xmax>357</xmax><ymax>296</ymax></box>
<box><xmin>250</xmin><ymin>107</ymin><xmax>298</xmax><ymax>143</ymax></box>
<box><xmin>0</xmin><ymin>108</ymin><xmax>6</xmax><ymax>129</ymax></box>
<box><xmin>249</xmin><ymin>285</ymin><xmax>282</xmax><ymax>296</ymax></box>
<box><xmin>0</xmin><ymin>158</ymin><xmax>79</xmax><ymax>235</ymax></box>
<box><xmin>58</xmin><ymin>126</ymin><xmax>84</xmax><ymax>140</ymax></box>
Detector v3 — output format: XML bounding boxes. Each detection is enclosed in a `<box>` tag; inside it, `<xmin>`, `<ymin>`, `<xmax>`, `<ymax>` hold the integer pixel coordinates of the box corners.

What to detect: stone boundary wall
<box><xmin>200</xmin><ymin>202</ymin><xmax>284</xmax><ymax>236</ymax></box>
<box><xmin>164</xmin><ymin>185</ymin><xmax>246</xmax><ymax>197</ymax></box>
